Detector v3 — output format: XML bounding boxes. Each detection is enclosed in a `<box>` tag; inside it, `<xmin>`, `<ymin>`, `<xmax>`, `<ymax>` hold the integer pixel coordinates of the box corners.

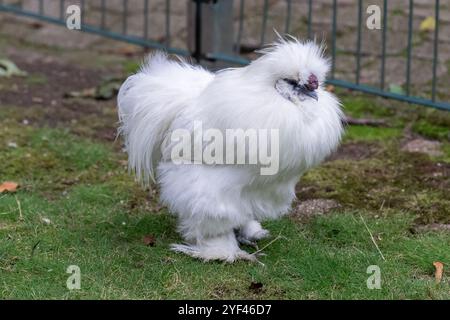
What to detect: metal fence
<box><xmin>0</xmin><ymin>0</ymin><xmax>449</xmax><ymax>111</ymax></box>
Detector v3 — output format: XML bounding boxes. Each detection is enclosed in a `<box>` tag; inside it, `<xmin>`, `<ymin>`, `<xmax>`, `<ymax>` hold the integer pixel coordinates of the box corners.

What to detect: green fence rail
<box><xmin>0</xmin><ymin>0</ymin><xmax>448</xmax><ymax>111</ymax></box>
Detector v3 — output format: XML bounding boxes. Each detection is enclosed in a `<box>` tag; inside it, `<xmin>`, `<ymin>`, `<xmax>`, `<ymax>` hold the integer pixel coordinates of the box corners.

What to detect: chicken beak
<box><xmin>296</xmin><ymin>85</ymin><xmax>318</xmax><ymax>101</ymax></box>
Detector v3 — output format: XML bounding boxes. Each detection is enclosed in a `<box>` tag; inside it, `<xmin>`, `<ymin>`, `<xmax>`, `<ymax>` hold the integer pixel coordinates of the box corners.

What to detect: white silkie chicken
<box><xmin>118</xmin><ymin>37</ymin><xmax>344</xmax><ymax>262</ymax></box>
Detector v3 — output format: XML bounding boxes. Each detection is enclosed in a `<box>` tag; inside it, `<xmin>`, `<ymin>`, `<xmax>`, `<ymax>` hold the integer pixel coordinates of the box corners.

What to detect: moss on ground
<box><xmin>413</xmin><ymin>120</ymin><xmax>450</xmax><ymax>141</ymax></box>
<box><xmin>302</xmin><ymin>147</ymin><xmax>449</xmax><ymax>224</ymax></box>
<box><xmin>299</xmin><ymin>91</ymin><xmax>450</xmax><ymax>227</ymax></box>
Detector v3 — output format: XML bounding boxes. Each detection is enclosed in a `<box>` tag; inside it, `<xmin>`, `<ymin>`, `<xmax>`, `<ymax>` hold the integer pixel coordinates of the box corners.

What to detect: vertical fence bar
<box><xmin>406</xmin><ymin>0</ymin><xmax>413</xmax><ymax>95</ymax></box>
<box><xmin>236</xmin><ymin>0</ymin><xmax>244</xmax><ymax>54</ymax></box>
<box><xmin>432</xmin><ymin>0</ymin><xmax>440</xmax><ymax>102</ymax></box>
<box><xmin>307</xmin><ymin>0</ymin><xmax>312</xmax><ymax>39</ymax></box>
<box><xmin>101</xmin><ymin>0</ymin><xmax>106</xmax><ymax>29</ymax></box>
<box><xmin>193</xmin><ymin>0</ymin><xmax>202</xmax><ymax>62</ymax></box>
<box><xmin>143</xmin><ymin>0</ymin><xmax>149</xmax><ymax>39</ymax></box>
<box><xmin>39</xmin><ymin>0</ymin><xmax>43</xmax><ymax>15</ymax></box>
<box><xmin>285</xmin><ymin>0</ymin><xmax>291</xmax><ymax>34</ymax></box>
<box><xmin>80</xmin><ymin>0</ymin><xmax>85</xmax><ymax>26</ymax></box>
<box><xmin>331</xmin><ymin>0</ymin><xmax>337</xmax><ymax>79</ymax></box>
<box><xmin>380</xmin><ymin>0</ymin><xmax>387</xmax><ymax>90</ymax></box>
<box><xmin>356</xmin><ymin>0</ymin><xmax>362</xmax><ymax>84</ymax></box>
<box><xmin>260</xmin><ymin>0</ymin><xmax>269</xmax><ymax>45</ymax></box>
<box><xmin>60</xmin><ymin>0</ymin><xmax>65</xmax><ymax>20</ymax></box>
<box><xmin>189</xmin><ymin>0</ymin><xmax>234</xmax><ymax>68</ymax></box>
<box><xmin>122</xmin><ymin>0</ymin><xmax>128</xmax><ymax>34</ymax></box>
<box><xmin>81</xmin><ymin>0</ymin><xmax>86</xmax><ymax>27</ymax></box>
<box><xmin>165</xmin><ymin>0</ymin><xmax>171</xmax><ymax>47</ymax></box>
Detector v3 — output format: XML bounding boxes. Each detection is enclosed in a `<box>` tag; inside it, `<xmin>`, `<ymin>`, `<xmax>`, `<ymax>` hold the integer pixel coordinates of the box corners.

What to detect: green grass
<box><xmin>1</xmin><ymin>101</ymin><xmax>449</xmax><ymax>299</ymax></box>
<box><xmin>413</xmin><ymin>120</ymin><xmax>450</xmax><ymax>141</ymax></box>
<box><xmin>344</xmin><ymin>126</ymin><xmax>402</xmax><ymax>142</ymax></box>
<box><xmin>25</xmin><ymin>74</ymin><xmax>48</xmax><ymax>85</ymax></box>
<box><xmin>1</xmin><ymin>186</ymin><xmax>449</xmax><ymax>299</ymax></box>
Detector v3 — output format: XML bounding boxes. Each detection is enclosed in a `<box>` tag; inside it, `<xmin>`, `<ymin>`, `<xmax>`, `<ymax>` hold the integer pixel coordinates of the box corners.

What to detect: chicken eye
<box><xmin>283</xmin><ymin>78</ymin><xmax>298</xmax><ymax>87</ymax></box>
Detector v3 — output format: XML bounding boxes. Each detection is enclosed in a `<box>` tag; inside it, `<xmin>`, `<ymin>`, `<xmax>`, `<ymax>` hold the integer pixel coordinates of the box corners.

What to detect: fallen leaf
<box><xmin>249</xmin><ymin>282</ymin><xmax>264</xmax><ymax>293</ymax></box>
<box><xmin>29</xmin><ymin>21</ymin><xmax>44</xmax><ymax>29</ymax></box>
<box><xmin>389</xmin><ymin>84</ymin><xmax>405</xmax><ymax>95</ymax></box>
<box><xmin>142</xmin><ymin>234</ymin><xmax>156</xmax><ymax>247</ymax></box>
<box><xmin>64</xmin><ymin>79</ymin><xmax>122</xmax><ymax>100</ymax></box>
<box><xmin>32</xmin><ymin>97</ymin><xmax>44</xmax><ymax>104</ymax></box>
<box><xmin>64</xmin><ymin>87</ymin><xmax>96</xmax><ymax>99</ymax></box>
<box><xmin>41</xmin><ymin>217</ymin><xmax>52</xmax><ymax>225</ymax></box>
<box><xmin>0</xmin><ymin>59</ymin><xmax>27</xmax><ymax>77</ymax></box>
<box><xmin>433</xmin><ymin>261</ymin><xmax>444</xmax><ymax>284</ymax></box>
<box><xmin>326</xmin><ymin>84</ymin><xmax>335</xmax><ymax>92</ymax></box>
<box><xmin>96</xmin><ymin>80</ymin><xmax>121</xmax><ymax>100</ymax></box>
<box><xmin>116</xmin><ymin>44</ymin><xmax>142</xmax><ymax>57</ymax></box>
<box><xmin>0</xmin><ymin>181</ymin><xmax>19</xmax><ymax>193</ymax></box>
<box><xmin>420</xmin><ymin>16</ymin><xmax>436</xmax><ymax>32</ymax></box>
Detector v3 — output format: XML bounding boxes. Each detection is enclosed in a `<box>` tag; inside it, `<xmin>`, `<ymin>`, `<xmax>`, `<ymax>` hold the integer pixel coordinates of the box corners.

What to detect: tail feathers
<box><xmin>117</xmin><ymin>52</ymin><xmax>214</xmax><ymax>185</ymax></box>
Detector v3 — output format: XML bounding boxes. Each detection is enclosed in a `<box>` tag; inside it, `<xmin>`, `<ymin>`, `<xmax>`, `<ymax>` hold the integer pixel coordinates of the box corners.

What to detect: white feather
<box><xmin>118</xmin><ymin>38</ymin><xmax>344</xmax><ymax>262</ymax></box>
<box><xmin>117</xmin><ymin>52</ymin><xmax>214</xmax><ymax>184</ymax></box>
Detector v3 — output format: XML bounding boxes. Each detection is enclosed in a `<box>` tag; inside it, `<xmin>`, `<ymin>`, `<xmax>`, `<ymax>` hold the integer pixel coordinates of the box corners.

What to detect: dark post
<box><xmin>188</xmin><ymin>0</ymin><xmax>234</xmax><ymax>67</ymax></box>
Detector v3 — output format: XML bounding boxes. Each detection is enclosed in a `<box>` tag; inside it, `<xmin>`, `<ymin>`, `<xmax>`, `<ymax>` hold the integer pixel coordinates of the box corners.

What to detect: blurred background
<box><xmin>1</xmin><ymin>0</ymin><xmax>449</xmax><ymax>108</ymax></box>
<box><xmin>0</xmin><ymin>1</ymin><xmax>449</xmax><ymax>300</ymax></box>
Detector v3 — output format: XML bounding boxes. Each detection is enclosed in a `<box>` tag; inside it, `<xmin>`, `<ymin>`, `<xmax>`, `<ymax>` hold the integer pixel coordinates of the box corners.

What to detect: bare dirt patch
<box><xmin>0</xmin><ymin>54</ymin><xmax>119</xmax><ymax>142</ymax></box>
<box><xmin>0</xmin><ymin>55</ymin><xmax>104</xmax><ymax>108</ymax></box>
<box><xmin>290</xmin><ymin>199</ymin><xmax>341</xmax><ymax>220</ymax></box>
<box><xmin>411</xmin><ymin>223</ymin><xmax>450</xmax><ymax>233</ymax></box>
<box><xmin>327</xmin><ymin>141</ymin><xmax>381</xmax><ymax>161</ymax></box>
<box><xmin>401</xmin><ymin>138</ymin><xmax>443</xmax><ymax>157</ymax></box>
<box><xmin>298</xmin><ymin>146</ymin><xmax>450</xmax><ymax>225</ymax></box>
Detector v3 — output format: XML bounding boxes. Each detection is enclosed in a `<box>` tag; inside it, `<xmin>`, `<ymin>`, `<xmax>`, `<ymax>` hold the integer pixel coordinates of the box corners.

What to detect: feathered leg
<box><xmin>171</xmin><ymin>231</ymin><xmax>256</xmax><ymax>262</ymax></box>
<box><xmin>237</xmin><ymin>220</ymin><xmax>270</xmax><ymax>247</ymax></box>
<box><xmin>169</xmin><ymin>208</ymin><xmax>263</xmax><ymax>262</ymax></box>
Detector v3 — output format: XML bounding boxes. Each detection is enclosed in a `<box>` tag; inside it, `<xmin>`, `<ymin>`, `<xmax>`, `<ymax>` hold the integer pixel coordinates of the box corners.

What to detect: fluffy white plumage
<box><xmin>118</xmin><ymin>37</ymin><xmax>344</xmax><ymax>262</ymax></box>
